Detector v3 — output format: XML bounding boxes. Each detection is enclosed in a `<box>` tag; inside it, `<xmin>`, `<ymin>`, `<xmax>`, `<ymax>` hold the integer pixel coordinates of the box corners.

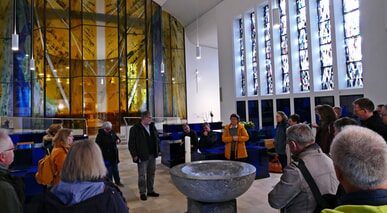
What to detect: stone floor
<box><xmin>116</xmin><ymin>143</ymin><xmax>281</xmax><ymax>213</ymax></box>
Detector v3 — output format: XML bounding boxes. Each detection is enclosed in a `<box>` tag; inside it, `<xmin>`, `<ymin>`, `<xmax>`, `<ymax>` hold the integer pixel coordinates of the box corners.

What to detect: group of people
<box><xmin>0</xmin><ymin>123</ymin><xmax>128</xmax><ymax>213</ymax></box>
<box><xmin>3</xmin><ymin>97</ymin><xmax>387</xmax><ymax>212</ymax></box>
<box><xmin>269</xmin><ymin>97</ymin><xmax>387</xmax><ymax>212</ymax></box>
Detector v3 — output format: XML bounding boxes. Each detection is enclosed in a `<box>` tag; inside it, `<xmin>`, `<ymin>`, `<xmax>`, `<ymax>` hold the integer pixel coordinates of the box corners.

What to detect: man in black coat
<box><xmin>128</xmin><ymin>111</ymin><xmax>161</xmax><ymax>201</ymax></box>
<box><xmin>95</xmin><ymin>121</ymin><xmax>123</xmax><ymax>187</ymax></box>
<box><xmin>353</xmin><ymin>98</ymin><xmax>387</xmax><ymax>142</ymax></box>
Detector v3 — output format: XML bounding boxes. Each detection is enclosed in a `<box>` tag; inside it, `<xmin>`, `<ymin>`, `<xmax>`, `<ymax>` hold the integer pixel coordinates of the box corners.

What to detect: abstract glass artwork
<box><xmin>250</xmin><ymin>12</ymin><xmax>258</xmax><ymax>95</ymax></box>
<box><xmin>264</xmin><ymin>5</ymin><xmax>273</xmax><ymax>94</ymax></box>
<box><xmin>279</xmin><ymin>0</ymin><xmax>289</xmax><ymax>93</ymax></box>
<box><xmin>343</xmin><ymin>0</ymin><xmax>362</xmax><ymax>88</ymax></box>
<box><xmin>318</xmin><ymin>0</ymin><xmax>334</xmax><ymax>90</ymax></box>
<box><xmin>297</xmin><ymin>0</ymin><xmax>310</xmax><ymax>91</ymax></box>
<box><xmin>239</xmin><ymin>18</ymin><xmax>247</xmax><ymax>96</ymax></box>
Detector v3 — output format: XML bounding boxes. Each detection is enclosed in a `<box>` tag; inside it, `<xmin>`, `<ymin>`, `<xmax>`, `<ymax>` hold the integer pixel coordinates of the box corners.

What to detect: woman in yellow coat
<box><xmin>50</xmin><ymin>128</ymin><xmax>73</xmax><ymax>186</ymax></box>
<box><xmin>222</xmin><ymin>113</ymin><xmax>250</xmax><ymax>162</ymax></box>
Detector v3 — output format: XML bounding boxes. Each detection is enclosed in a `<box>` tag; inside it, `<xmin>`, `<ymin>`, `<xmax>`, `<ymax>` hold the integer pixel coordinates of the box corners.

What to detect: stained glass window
<box><xmin>297</xmin><ymin>0</ymin><xmax>310</xmax><ymax>92</ymax></box>
<box><xmin>318</xmin><ymin>0</ymin><xmax>334</xmax><ymax>90</ymax></box>
<box><xmin>238</xmin><ymin>18</ymin><xmax>247</xmax><ymax>96</ymax></box>
<box><xmin>279</xmin><ymin>0</ymin><xmax>289</xmax><ymax>93</ymax></box>
<box><xmin>263</xmin><ymin>5</ymin><xmax>273</xmax><ymax>94</ymax></box>
<box><xmin>250</xmin><ymin>12</ymin><xmax>259</xmax><ymax>95</ymax></box>
<box><xmin>343</xmin><ymin>0</ymin><xmax>363</xmax><ymax>88</ymax></box>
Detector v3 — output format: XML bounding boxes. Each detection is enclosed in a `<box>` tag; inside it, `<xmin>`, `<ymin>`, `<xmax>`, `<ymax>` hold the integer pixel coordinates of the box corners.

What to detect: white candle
<box><xmin>185</xmin><ymin>136</ymin><xmax>191</xmax><ymax>163</ymax></box>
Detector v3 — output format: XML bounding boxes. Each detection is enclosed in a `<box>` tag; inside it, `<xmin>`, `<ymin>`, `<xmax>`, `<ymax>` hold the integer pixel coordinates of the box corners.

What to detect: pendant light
<box><xmin>30</xmin><ymin>0</ymin><xmax>35</xmax><ymax>70</ymax></box>
<box><xmin>12</xmin><ymin>0</ymin><xmax>19</xmax><ymax>51</ymax></box>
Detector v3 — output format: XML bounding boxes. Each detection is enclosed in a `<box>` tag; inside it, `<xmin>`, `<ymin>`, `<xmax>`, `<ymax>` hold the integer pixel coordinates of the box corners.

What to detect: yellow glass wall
<box><xmin>0</xmin><ymin>0</ymin><xmax>186</xmax><ymax>133</ymax></box>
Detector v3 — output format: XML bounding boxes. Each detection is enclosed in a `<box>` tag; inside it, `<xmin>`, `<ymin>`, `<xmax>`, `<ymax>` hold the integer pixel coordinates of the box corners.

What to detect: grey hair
<box><xmin>141</xmin><ymin>110</ymin><xmax>151</xmax><ymax>119</ymax></box>
<box><xmin>286</xmin><ymin>124</ymin><xmax>314</xmax><ymax>146</ymax></box>
<box><xmin>61</xmin><ymin>139</ymin><xmax>107</xmax><ymax>181</ymax></box>
<box><xmin>0</xmin><ymin>129</ymin><xmax>11</xmax><ymax>152</ymax></box>
<box><xmin>331</xmin><ymin>126</ymin><xmax>387</xmax><ymax>190</ymax></box>
<box><xmin>102</xmin><ymin>121</ymin><xmax>112</xmax><ymax>129</ymax></box>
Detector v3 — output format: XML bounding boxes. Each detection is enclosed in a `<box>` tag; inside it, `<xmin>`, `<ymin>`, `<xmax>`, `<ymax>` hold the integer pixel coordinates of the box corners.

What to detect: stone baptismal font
<box><xmin>170</xmin><ymin>160</ymin><xmax>256</xmax><ymax>213</ymax></box>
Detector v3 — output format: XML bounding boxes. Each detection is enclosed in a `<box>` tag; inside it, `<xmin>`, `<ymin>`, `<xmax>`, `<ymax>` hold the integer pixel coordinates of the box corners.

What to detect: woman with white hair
<box><xmin>95</xmin><ymin>121</ymin><xmax>123</xmax><ymax>187</ymax></box>
<box><xmin>322</xmin><ymin>126</ymin><xmax>387</xmax><ymax>212</ymax></box>
<box><xmin>29</xmin><ymin>139</ymin><xmax>128</xmax><ymax>212</ymax></box>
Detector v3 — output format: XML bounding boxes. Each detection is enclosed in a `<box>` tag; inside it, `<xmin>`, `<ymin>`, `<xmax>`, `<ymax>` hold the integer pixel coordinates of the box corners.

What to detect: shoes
<box><xmin>140</xmin><ymin>194</ymin><xmax>147</xmax><ymax>200</ymax></box>
<box><xmin>147</xmin><ymin>192</ymin><xmax>160</xmax><ymax>197</ymax></box>
<box><xmin>116</xmin><ymin>183</ymin><xmax>124</xmax><ymax>187</ymax></box>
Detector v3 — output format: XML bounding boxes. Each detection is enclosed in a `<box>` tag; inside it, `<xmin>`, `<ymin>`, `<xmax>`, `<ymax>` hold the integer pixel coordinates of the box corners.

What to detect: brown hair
<box><xmin>47</xmin><ymin>123</ymin><xmax>63</xmax><ymax>136</ymax></box>
<box><xmin>315</xmin><ymin>105</ymin><xmax>337</xmax><ymax>124</ymax></box>
<box><xmin>52</xmin><ymin>128</ymin><xmax>72</xmax><ymax>147</ymax></box>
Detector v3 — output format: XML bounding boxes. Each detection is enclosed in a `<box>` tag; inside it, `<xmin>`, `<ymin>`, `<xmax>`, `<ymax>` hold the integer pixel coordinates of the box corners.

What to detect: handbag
<box><xmin>269</xmin><ymin>158</ymin><xmax>283</xmax><ymax>173</ymax></box>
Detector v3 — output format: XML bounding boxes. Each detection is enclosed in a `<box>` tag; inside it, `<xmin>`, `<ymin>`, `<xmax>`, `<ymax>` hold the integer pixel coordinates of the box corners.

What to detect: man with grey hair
<box><xmin>129</xmin><ymin>110</ymin><xmax>161</xmax><ymax>201</ymax></box>
<box><xmin>322</xmin><ymin>126</ymin><xmax>387</xmax><ymax>212</ymax></box>
<box><xmin>95</xmin><ymin>121</ymin><xmax>123</xmax><ymax>187</ymax></box>
<box><xmin>0</xmin><ymin>130</ymin><xmax>24</xmax><ymax>213</ymax></box>
<box><xmin>269</xmin><ymin>124</ymin><xmax>338</xmax><ymax>212</ymax></box>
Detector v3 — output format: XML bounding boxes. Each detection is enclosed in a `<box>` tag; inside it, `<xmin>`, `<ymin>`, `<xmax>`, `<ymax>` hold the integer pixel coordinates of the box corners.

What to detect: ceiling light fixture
<box><xmin>12</xmin><ymin>0</ymin><xmax>19</xmax><ymax>51</ymax></box>
<box><xmin>30</xmin><ymin>0</ymin><xmax>35</xmax><ymax>70</ymax></box>
<box><xmin>272</xmin><ymin>0</ymin><xmax>280</xmax><ymax>29</ymax></box>
<box><xmin>195</xmin><ymin>0</ymin><xmax>201</xmax><ymax>59</ymax></box>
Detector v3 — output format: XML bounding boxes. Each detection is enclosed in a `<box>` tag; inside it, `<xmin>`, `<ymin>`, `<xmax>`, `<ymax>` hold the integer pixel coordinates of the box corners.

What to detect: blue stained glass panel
<box><xmin>343</xmin><ymin>0</ymin><xmax>362</xmax><ymax>88</ymax></box>
<box><xmin>346</xmin><ymin>62</ymin><xmax>363</xmax><ymax>87</ymax></box>
<box><xmin>300</xmin><ymin>70</ymin><xmax>310</xmax><ymax>91</ymax></box>
<box><xmin>344</xmin><ymin>10</ymin><xmax>360</xmax><ymax>37</ymax></box>
<box><xmin>319</xmin><ymin>21</ymin><xmax>331</xmax><ymax>44</ymax></box>
<box><xmin>343</xmin><ymin>0</ymin><xmax>359</xmax><ymax>13</ymax></box>
<box><xmin>321</xmin><ymin>67</ymin><xmax>334</xmax><ymax>90</ymax></box>
<box><xmin>280</xmin><ymin>16</ymin><xmax>287</xmax><ymax>36</ymax></box>
<box><xmin>345</xmin><ymin>36</ymin><xmax>362</xmax><ymax>62</ymax></box>
<box><xmin>238</xmin><ymin>18</ymin><xmax>246</xmax><ymax>96</ymax></box>
<box><xmin>298</xmin><ymin>29</ymin><xmax>308</xmax><ymax>49</ymax></box>
<box><xmin>300</xmin><ymin>50</ymin><xmax>309</xmax><ymax>70</ymax></box>
<box><xmin>280</xmin><ymin>0</ymin><xmax>286</xmax><ymax>15</ymax></box>
<box><xmin>297</xmin><ymin>0</ymin><xmax>306</xmax><ymax>8</ymax></box>
<box><xmin>320</xmin><ymin>44</ymin><xmax>332</xmax><ymax>67</ymax></box>
<box><xmin>250</xmin><ymin>12</ymin><xmax>258</xmax><ymax>95</ymax></box>
<box><xmin>281</xmin><ymin>36</ymin><xmax>288</xmax><ymax>54</ymax></box>
<box><xmin>279</xmin><ymin>0</ymin><xmax>289</xmax><ymax>93</ymax></box>
<box><xmin>297</xmin><ymin>7</ymin><xmax>307</xmax><ymax>30</ymax></box>
<box><xmin>281</xmin><ymin>55</ymin><xmax>289</xmax><ymax>74</ymax></box>
<box><xmin>297</xmin><ymin>0</ymin><xmax>309</xmax><ymax>91</ymax></box>
<box><xmin>318</xmin><ymin>0</ymin><xmax>330</xmax><ymax>22</ymax></box>
<box><xmin>264</xmin><ymin>5</ymin><xmax>273</xmax><ymax>95</ymax></box>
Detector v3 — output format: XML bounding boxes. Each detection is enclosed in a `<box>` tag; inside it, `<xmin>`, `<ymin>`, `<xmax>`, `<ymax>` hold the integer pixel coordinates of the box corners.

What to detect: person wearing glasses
<box><xmin>353</xmin><ymin>98</ymin><xmax>387</xmax><ymax>141</ymax></box>
<box><xmin>0</xmin><ymin>130</ymin><xmax>24</xmax><ymax>213</ymax></box>
<box><xmin>129</xmin><ymin>110</ymin><xmax>161</xmax><ymax>201</ymax></box>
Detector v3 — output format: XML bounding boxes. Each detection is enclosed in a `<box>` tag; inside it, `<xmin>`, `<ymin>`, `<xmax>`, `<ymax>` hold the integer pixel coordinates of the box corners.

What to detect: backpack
<box><xmin>35</xmin><ymin>149</ymin><xmax>54</xmax><ymax>185</ymax></box>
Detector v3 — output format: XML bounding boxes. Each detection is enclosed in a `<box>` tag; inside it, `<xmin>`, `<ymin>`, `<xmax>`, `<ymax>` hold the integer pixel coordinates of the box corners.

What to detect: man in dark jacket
<box><xmin>96</xmin><ymin>121</ymin><xmax>123</xmax><ymax>187</ymax></box>
<box><xmin>353</xmin><ymin>98</ymin><xmax>387</xmax><ymax>141</ymax></box>
<box><xmin>198</xmin><ymin>122</ymin><xmax>218</xmax><ymax>151</ymax></box>
<box><xmin>128</xmin><ymin>111</ymin><xmax>161</xmax><ymax>201</ymax></box>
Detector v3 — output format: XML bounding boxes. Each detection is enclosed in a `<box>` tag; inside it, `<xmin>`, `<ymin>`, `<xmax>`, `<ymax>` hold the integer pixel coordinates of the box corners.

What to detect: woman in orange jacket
<box><xmin>50</xmin><ymin>128</ymin><xmax>73</xmax><ymax>186</ymax></box>
<box><xmin>222</xmin><ymin>113</ymin><xmax>250</xmax><ymax>162</ymax></box>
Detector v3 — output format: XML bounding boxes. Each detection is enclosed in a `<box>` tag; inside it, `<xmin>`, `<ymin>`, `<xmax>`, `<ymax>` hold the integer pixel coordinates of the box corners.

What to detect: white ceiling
<box><xmin>153</xmin><ymin>0</ymin><xmax>224</xmax><ymax>27</ymax></box>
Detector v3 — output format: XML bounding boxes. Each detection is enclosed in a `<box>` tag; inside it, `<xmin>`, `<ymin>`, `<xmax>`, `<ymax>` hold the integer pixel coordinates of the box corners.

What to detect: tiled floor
<box><xmin>117</xmin><ymin>143</ymin><xmax>281</xmax><ymax>213</ymax></box>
